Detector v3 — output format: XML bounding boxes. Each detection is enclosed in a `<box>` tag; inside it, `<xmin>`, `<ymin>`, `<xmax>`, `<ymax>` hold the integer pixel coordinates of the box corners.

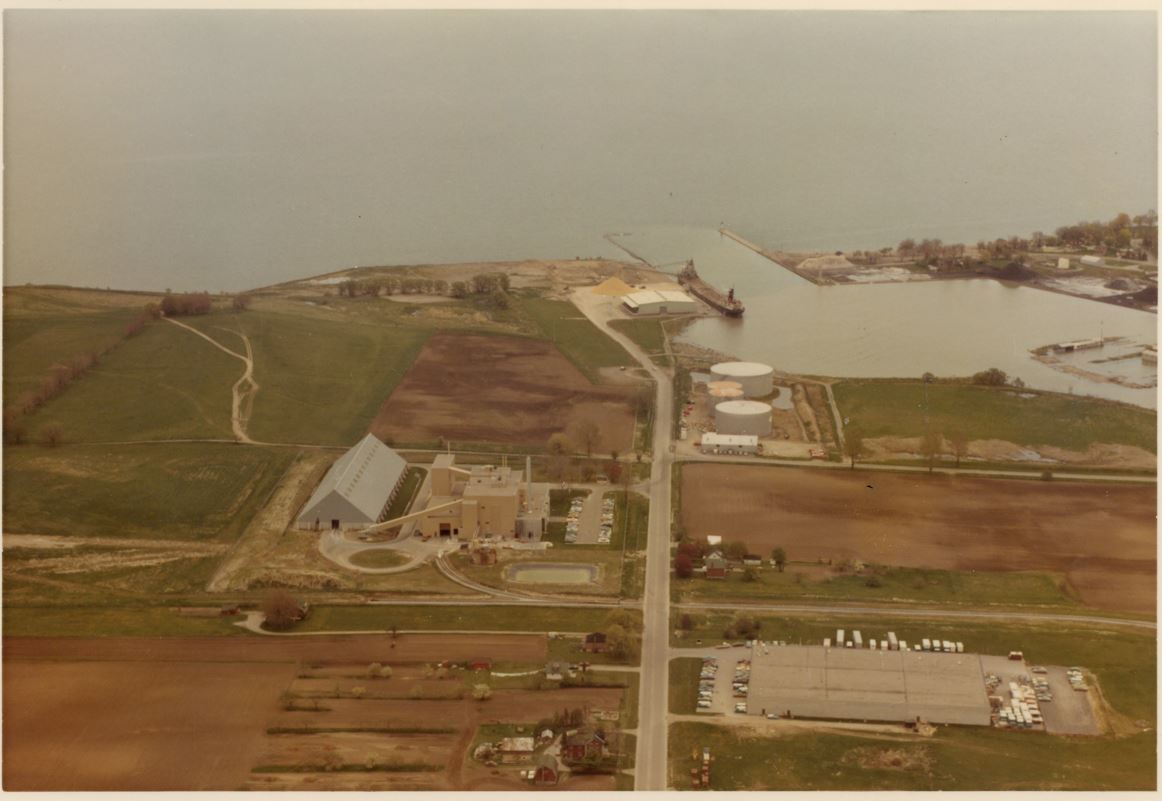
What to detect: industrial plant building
<box><xmin>621</xmin><ymin>289</ymin><xmax>697</xmax><ymax>315</ymax></box>
<box><xmin>415</xmin><ymin>454</ymin><xmax>548</xmax><ymax>541</ymax></box>
<box><xmin>296</xmin><ymin>433</ymin><xmax>408</xmax><ymax>530</ymax></box>
<box><xmin>709</xmin><ymin>361</ymin><xmax>775</xmax><ymax>397</ymax></box>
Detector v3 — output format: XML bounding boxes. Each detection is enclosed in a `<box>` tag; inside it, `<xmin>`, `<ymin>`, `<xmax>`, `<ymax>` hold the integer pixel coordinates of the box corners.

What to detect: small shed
<box><xmin>533</xmin><ymin>753</ymin><xmax>560</xmax><ymax>785</ymax></box>
<box><xmin>498</xmin><ymin>737</ymin><xmax>535</xmax><ymax>763</ymax></box>
<box><xmin>582</xmin><ymin>632</ymin><xmax>608</xmax><ymax>653</ymax></box>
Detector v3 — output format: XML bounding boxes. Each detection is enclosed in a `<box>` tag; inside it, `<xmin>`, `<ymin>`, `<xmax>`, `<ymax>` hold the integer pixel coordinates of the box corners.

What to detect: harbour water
<box><xmin>622</xmin><ymin>227</ymin><xmax>1158</xmax><ymax>409</ymax></box>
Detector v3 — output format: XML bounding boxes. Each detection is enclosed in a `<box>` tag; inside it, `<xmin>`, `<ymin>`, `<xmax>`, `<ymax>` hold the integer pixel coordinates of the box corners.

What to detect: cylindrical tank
<box><xmin>706</xmin><ymin>380</ymin><xmax>744</xmax><ymax>393</ymax></box>
<box><xmin>709</xmin><ymin>386</ymin><xmax>745</xmax><ymax>400</ymax></box>
<box><xmin>715</xmin><ymin>400</ymin><xmax>772</xmax><ymax>436</ymax></box>
<box><xmin>710</xmin><ymin>362</ymin><xmax>774</xmax><ymax>397</ymax></box>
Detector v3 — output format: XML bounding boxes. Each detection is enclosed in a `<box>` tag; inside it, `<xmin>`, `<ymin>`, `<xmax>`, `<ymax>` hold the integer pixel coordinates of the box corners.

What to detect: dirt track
<box><xmin>3</xmin><ymin>632</ymin><xmax>548</xmax><ymax>665</ymax></box>
<box><xmin>680</xmin><ymin>464</ymin><xmax>1156</xmax><ymax>613</ymax></box>
<box><xmin>371</xmin><ymin>332</ymin><xmax>635</xmax><ymax>452</ymax></box>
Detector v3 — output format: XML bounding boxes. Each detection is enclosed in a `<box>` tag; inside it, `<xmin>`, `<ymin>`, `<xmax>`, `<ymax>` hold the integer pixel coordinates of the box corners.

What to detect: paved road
<box><xmin>573</xmin><ymin>288</ymin><xmax>674</xmax><ymax>790</ymax></box>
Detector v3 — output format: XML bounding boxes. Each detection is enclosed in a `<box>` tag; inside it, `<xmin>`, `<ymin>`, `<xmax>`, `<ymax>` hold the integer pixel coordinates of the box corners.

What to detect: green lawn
<box><xmin>2</xmin><ymin>605</ymin><xmax>248</xmax><ymax>637</ymax></box>
<box><xmin>607</xmin><ymin>491</ymin><xmax>649</xmax><ymax>552</ymax></box>
<box><xmin>293</xmin><ymin>604</ymin><xmax>619</xmax><ymax>633</ymax></box>
<box><xmin>549</xmin><ymin>488</ymin><xmax>590</xmax><ymax>517</ymax></box>
<box><xmin>187</xmin><ymin>310</ymin><xmax>430</xmax><ymax>445</ymax></box>
<box><xmin>514</xmin><ymin>296</ymin><xmax>635</xmax><ymax>381</ymax></box>
<box><xmin>669</xmin><ymin>657</ymin><xmax>703</xmax><ymax>714</ymax></box>
<box><xmin>834</xmin><ymin>380</ymin><xmax>1156</xmax><ymax>454</ymax></box>
<box><xmin>671</xmin><ymin>613</ymin><xmax>1155</xmax><ymax>726</ymax></box>
<box><xmin>608</xmin><ymin>318</ymin><xmax>671</xmax><ymax>366</ymax></box>
<box><xmin>669</xmin><ymin>722</ymin><xmax>1154</xmax><ymax>791</ymax></box>
<box><xmin>348</xmin><ymin>550</ymin><xmax>410</xmax><ymax>569</ymax></box>
<box><xmin>2</xmin><ymin>442</ymin><xmax>295</xmax><ymax>542</ymax></box>
<box><xmin>672</xmin><ymin>565</ymin><xmax>1079</xmax><ymax>610</ymax></box>
<box><xmin>3</xmin><ymin>307</ymin><xmax>143</xmax><ymax>398</ymax></box>
<box><xmin>24</xmin><ymin>320</ymin><xmax>240</xmax><ymax>442</ymax></box>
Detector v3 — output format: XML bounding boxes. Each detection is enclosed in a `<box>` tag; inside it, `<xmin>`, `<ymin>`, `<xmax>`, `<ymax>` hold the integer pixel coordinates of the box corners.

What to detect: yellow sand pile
<box><xmin>592</xmin><ymin>276</ymin><xmax>635</xmax><ymax>296</ymax></box>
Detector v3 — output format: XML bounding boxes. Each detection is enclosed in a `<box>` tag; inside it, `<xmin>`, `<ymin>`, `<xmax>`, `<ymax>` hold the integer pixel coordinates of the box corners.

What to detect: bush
<box><xmin>368</xmin><ymin>662</ymin><xmax>382</xmax><ymax>677</ymax></box>
<box><xmin>472</xmin><ymin>684</ymin><xmax>492</xmax><ymax>701</ymax></box>
<box><xmin>378</xmin><ymin>665</ymin><xmax>393</xmax><ymax>679</ymax></box>
<box><xmin>864</xmin><ymin>575</ymin><xmax>883</xmax><ymax>588</ymax></box>
<box><xmin>674</xmin><ymin>553</ymin><xmax>694</xmax><ymax>579</ymax></box>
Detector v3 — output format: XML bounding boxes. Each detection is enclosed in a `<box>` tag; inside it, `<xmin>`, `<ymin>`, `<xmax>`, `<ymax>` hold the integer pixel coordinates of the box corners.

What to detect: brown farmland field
<box><xmin>3</xmin><ymin>660</ymin><xmax>294</xmax><ymax>790</ymax></box>
<box><xmin>370</xmin><ymin>332</ymin><xmax>636</xmax><ymax>451</ymax></box>
<box><xmin>680</xmin><ymin>464</ymin><xmax>1156</xmax><ymax>613</ymax></box>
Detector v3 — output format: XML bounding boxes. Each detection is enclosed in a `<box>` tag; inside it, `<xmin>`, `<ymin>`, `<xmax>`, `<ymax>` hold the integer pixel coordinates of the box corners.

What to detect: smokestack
<box><xmin>525</xmin><ymin>455</ymin><xmax>532</xmax><ymax>511</ymax></box>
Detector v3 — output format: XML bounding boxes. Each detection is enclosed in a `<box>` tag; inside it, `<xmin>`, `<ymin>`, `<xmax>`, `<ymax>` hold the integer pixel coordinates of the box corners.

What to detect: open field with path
<box><xmin>680</xmin><ymin>464</ymin><xmax>1156</xmax><ymax>613</ymax></box>
<box><xmin>372</xmin><ymin>332</ymin><xmax>637</xmax><ymax>452</ymax></box>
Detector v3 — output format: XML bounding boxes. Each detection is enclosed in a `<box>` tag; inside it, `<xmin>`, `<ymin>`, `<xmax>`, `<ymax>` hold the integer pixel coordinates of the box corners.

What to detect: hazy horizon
<box><xmin>4</xmin><ymin>10</ymin><xmax>1157</xmax><ymax>292</ymax></box>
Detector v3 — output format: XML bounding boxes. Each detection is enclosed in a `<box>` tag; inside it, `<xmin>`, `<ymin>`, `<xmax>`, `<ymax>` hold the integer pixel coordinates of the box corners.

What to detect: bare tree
<box><xmin>948</xmin><ymin>430</ymin><xmax>969</xmax><ymax>469</ymax></box>
<box><xmin>262</xmin><ymin>589</ymin><xmax>303</xmax><ymax>630</ymax></box>
<box><xmin>843</xmin><ymin>427</ymin><xmax>865</xmax><ymax>469</ymax></box>
<box><xmin>41</xmin><ymin>423</ymin><xmax>64</xmax><ymax>448</ymax></box>
<box><xmin>568</xmin><ymin>419</ymin><xmax>600</xmax><ymax>457</ymax></box>
<box><xmin>920</xmin><ymin>431</ymin><xmax>943</xmax><ymax>473</ymax></box>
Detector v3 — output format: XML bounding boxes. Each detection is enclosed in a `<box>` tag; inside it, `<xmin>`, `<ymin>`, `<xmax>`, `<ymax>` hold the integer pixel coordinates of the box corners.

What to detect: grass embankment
<box><xmin>608</xmin><ymin>318</ymin><xmax>671</xmax><ymax>366</ymax></box>
<box><xmin>672</xmin><ymin>565</ymin><xmax>1079</xmax><ymax>610</ymax></box>
<box><xmin>1</xmin><ymin>606</ymin><xmax>248</xmax><ymax>637</ymax></box>
<box><xmin>382</xmin><ymin>467</ymin><xmax>425</xmax><ymax>522</ymax></box>
<box><xmin>834</xmin><ymin>381</ymin><xmax>1156</xmax><ymax>454</ymax></box>
<box><xmin>669</xmin><ymin>657</ymin><xmax>704</xmax><ymax>714</ymax></box>
<box><xmin>293</xmin><ymin>604</ymin><xmax>623</xmax><ymax>634</ymax></box>
<box><xmin>3</xmin><ymin>443</ymin><xmax>295</xmax><ymax>542</ymax></box>
<box><xmin>608</xmin><ymin>491</ymin><xmax>649</xmax><ymax>552</ymax></box>
<box><xmin>514</xmin><ymin>296</ymin><xmax>636</xmax><ymax>381</ymax></box>
<box><xmin>669</xmin><ymin>722</ymin><xmax>1154</xmax><ymax>791</ymax></box>
<box><xmin>185</xmin><ymin>310</ymin><xmax>429</xmax><ymax>446</ymax></box>
<box><xmin>348</xmin><ymin>550</ymin><xmax>410</xmax><ymax>569</ymax></box>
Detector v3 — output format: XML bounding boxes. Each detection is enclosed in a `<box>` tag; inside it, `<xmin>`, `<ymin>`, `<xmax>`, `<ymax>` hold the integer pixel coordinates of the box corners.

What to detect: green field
<box><xmin>293</xmin><ymin>604</ymin><xmax>627</xmax><ymax>633</ymax></box>
<box><xmin>2</xmin><ymin>605</ymin><xmax>247</xmax><ymax>637</ymax></box>
<box><xmin>549</xmin><ymin>488</ymin><xmax>590</xmax><ymax>517</ymax></box>
<box><xmin>834</xmin><ymin>381</ymin><xmax>1156</xmax><ymax>454</ymax></box>
<box><xmin>672</xmin><ymin>565</ymin><xmax>1079</xmax><ymax>610</ymax></box>
<box><xmin>348</xmin><ymin>550</ymin><xmax>410</xmax><ymax>569</ymax></box>
<box><xmin>25</xmin><ymin>321</ymin><xmax>240</xmax><ymax>442</ymax></box>
<box><xmin>186</xmin><ymin>310</ymin><xmax>430</xmax><ymax>445</ymax></box>
<box><xmin>607</xmin><ymin>490</ymin><xmax>649</xmax><ymax>551</ymax></box>
<box><xmin>2</xmin><ymin>442</ymin><xmax>296</xmax><ymax>542</ymax></box>
<box><xmin>4</xmin><ymin>307</ymin><xmax>142</xmax><ymax>398</ymax></box>
<box><xmin>514</xmin><ymin>296</ymin><xmax>635</xmax><ymax>380</ymax></box>
<box><xmin>608</xmin><ymin>318</ymin><xmax>671</xmax><ymax>366</ymax></box>
<box><xmin>669</xmin><ymin>657</ymin><xmax>703</xmax><ymax>714</ymax></box>
<box><xmin>669</xmin><ymin>722</ymin><xmax>1154</xmax><ymax>791</ymax></box>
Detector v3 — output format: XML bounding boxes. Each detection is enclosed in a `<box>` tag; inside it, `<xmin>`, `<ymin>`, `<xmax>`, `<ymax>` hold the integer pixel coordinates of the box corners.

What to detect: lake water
<box><xmin>622</xmin><ymin>227</ymin><xmax>1158</xmax><ymax>409</ymax></box>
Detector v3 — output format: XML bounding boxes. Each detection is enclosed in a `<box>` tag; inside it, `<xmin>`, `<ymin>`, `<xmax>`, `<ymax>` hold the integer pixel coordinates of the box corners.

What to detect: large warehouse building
<box><xmin>622</xmin><ymin>289</ymin><xmax>697</xmax><ymax>315</ymax></box>
<box><xmin>297</xmin><ymin>433</ymin><xmax>408</xmax><ymax>531</ymax></box>
<box><xmin>747</xmin><ymin>645</ymin><xmax>991</xmax><ymax>726</ymax></box>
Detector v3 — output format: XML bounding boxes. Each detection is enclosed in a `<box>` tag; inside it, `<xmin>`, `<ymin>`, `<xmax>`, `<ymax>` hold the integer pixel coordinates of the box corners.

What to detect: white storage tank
<box><xmin>715</xmin><ymin>400</ymin><xmax>772</xmax><ymax>437</ymax></box>
<box><xmin>710</xmin><ymin>362</ymin><xmax>775</xmax><ymax>397</ymax></box>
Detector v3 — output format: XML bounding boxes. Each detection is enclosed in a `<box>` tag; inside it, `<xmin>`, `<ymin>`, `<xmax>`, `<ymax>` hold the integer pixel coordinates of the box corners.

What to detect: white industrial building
<box><xmin>621</xmin><ymin>289</ymin><xmax>697</xmax><ymax>315</ymax></box>
<box><xmin>710</xmin><ymin>361</ymin><xmax>775</xmax><ymax>397</ymax></box>
<box><xmin>715</xmin><ymin>399</ymin><xmax>772</xmax><ymax>437</ymax></box>
<box><xmin>297</xmin><ymin>433</ymin><xmax>408</xmax><ymax>531</ymax></box>
<box><xmin>700</xmin><ymin>432</ymin><xmax>759</xmax><ymax>454</ymax></box>
<box><xmin>1080</xmin><ymin>255</ymin><xmax>1105</xmax><ymax>268</ymax></box>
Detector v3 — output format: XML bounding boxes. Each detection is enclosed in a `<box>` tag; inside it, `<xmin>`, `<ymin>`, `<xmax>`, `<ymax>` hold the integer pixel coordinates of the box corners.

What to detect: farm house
<box><xmin>296</xmin><ymin>433</ymin><xmax>408</xmax><ymax>531</ymax></box>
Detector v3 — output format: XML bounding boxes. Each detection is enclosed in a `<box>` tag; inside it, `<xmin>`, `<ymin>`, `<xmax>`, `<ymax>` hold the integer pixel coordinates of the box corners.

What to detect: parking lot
<box><xmin>561</xmin><ymin>489</ymin><xmax>613</xmax><ymax>545</ymax></box>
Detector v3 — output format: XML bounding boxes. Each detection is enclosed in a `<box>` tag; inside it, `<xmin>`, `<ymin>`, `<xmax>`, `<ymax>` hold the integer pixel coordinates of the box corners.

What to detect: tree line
<box><xmin>335</xmin><ymin>272</ymin><xmax>512</xmax><ymax>302</ymax></box>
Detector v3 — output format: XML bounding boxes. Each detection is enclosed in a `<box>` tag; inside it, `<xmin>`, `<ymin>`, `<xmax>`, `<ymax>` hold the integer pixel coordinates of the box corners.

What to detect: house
<box><xmin>296</xmin><ymin>434</ymin><xmax>408</xmax><ymax>531</ymax></box>
<box><xmin>498</xmin><ymin>737</ymin><xmax>535</xmax><ymax>763</ymax></box>
<box><xmin>562</xmin><ymin>727</ymin><xmax>607</xmax><ymax>762</ymax></box>
<box><xmin>533</xmin><ymin>753</ymin><xmax>560</xmax><ymax>785</ymax></box>
<box><xmin>582</xmin><ymin>632</ymin><xmax>608</xmax><ymax>653</ymax></box>
<box><xmin>705</xmin><ymin>552</ymin><xmax>727</xmax><ymax>579</ymax></box>
<box><xmin>468</xmin><ymin>657</ymin><xmax>493</xmax><ymax>671</ymax></box>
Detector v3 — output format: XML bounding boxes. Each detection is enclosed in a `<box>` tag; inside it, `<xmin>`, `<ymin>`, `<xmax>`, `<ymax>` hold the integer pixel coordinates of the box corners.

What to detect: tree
<box><xmin>3</xmin><ymin>412</ymin><xmax>26</xmax><ymax>446</ymax></box>
<box><xmin>674</xmin><ymin>552</ymin><xmax>694</xmax><ymax>578</ymax></box>
<box><xmin>378</xmin><ymin>665</ymin><xmax>393</xmax><ymax>679</ymax></box>
<box><xmin>605</xmin><ymin>608</ymin><xmax>642</xmax><ymax>633</ymax></box>
<box><xmin>920</xmin><ymin>431</ymin><xmax>942</xmax><ymax>473</ymax></box>
<box><xmin>232</xmin><ymin>293</ymin><xmax>253</xmax><ymax>311</ymax></box>
<box><xmin>472</xmin><ymin>684</ymin><xmax>493</xmax><ymax>701</ymax></box>
<box><xmin>41</xmin><ymin>423</ymin><xmax>64</xmax><ymax>448</ymax></box>
<box><xmin>368</xmin><ymin>662</ymin><xmax>382</xmax><ymax>677</ymax></box>
<box><xmin>742</xmin><ymin>567</ymin><xmax>759</xmax><ymax>582</ymax></box>
<box><xmin>948</xmin><ymin>430</ymin><xmax>969</xmax><ymax>469</ymax></box>
<box><xmin>351</xmin><ymin>686</ymin><xmax>366</xmax><ymax>699</ymax></box>
<box><xmin>602</xmin><ymin>460</ymin><xmax>623</xmax><ymax>485</ymax></box>
<box><xmin>972</xmin><ymin>367</ymin><xmax>1008</xmax><ymax>386</ymax></box>
<box><xmin>723</xmin><ymin>541</ymin><xmax>749</xmax><ymax>561</ymax></box>
<box><xmin>569</xmin><ymin>419</ymin><xmax>600</xmax><ymax>457</ymax></box>
<box><xmin>546</xmin><ymin>432</ymin><xmax>572</xmax><ymax>456</ymax></box>
<box><xmin>449</xmin><ymin>281</ymin><xmax>469</xmax><ymax>299</ymax></box>
<box><xmin>679</xmin><ymin>613</ymin><xmax>695</xmax><ymax>630</ymax></box>
<box><xmin>843</xmin><ymin>427</ymin><xmax>865</xmax><ymax>469</ymax></box>
<box><xmin>261</xmin><ymin>589</ymin><xmax>303</xmax><ymax>630</ymax></box>
<box><xmin>771</xmin><ymin>547</ymin><xmax>787</xmax><ymax>572</ymax></box>
<box><xmin>605</xmin><ymin>624</ymin><xmax>639</xmax><ymax>661</ymax></box>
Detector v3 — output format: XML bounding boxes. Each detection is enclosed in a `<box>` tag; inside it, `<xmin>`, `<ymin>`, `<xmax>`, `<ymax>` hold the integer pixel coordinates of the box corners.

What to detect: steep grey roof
<box><xmin>299</xmin><ymin>433</ymin><xmax>406</xmax><ymax>524</ymax></box>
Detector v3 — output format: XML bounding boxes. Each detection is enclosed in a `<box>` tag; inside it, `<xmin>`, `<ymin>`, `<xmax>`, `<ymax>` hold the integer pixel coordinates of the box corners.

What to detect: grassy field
<box><xmin>3</xmin><ymin>443</ymin><xmax>296</xmax><ymax>542</ymax></box>
<box><xmin>608</xmin><ymin>318</ymin><xmax>671</xmax><ymax>366</ymax></box>
<box><xmin>671</xmin><ymin>612</ymin><xmax>1155</xmax><ymax>727</ymax></box>
<box><xmin>606</xmin><ymin>490</ymin><xmax>649</xmax><ymax>552</ymax></box>
<box><xmin>24</xmin><ymin>321</ymin><xmax>240</xmax><ymax>442</ymax></box>
<box><xmin>186</xmin><ymin>310</ymin><xmax>430</xmax><ymax>446</ymax></box>
<box><xmin>293</xmin><ymin>604</ymin><xmax>623</xmax><ymax>634</ymax></box>
<box><xmin>348</xmin><ymin>550</ymin><xmax>410</xmax><ymax>569</ymax></box>
<box><xmin>669</xmin><ymin>721</ymin><xmax>1154</xmax><ymax>791</ymax></box>
<box><xmin>669</xmin><ymin>657</ymin><xmax>703</xmax><ymax>714</ymax></box>
<box><xmin>1</xmin><ymin>605</ymin><xmax>249</xmax><ymax>637</ymax></box>
<box><xmin>3</xmin><ymin>307</ymin><xmax>143</xmax><ymax>398</ymax></box>
<box><xmin>833</xmin><ymin>380</ymin><xmax>1156</xmax><ymax>453</ymax></box>
<box><xmin>514</xmin><ymin>296</ymin><xmax>635</xmax><ymax>381</ymax></box>
<box><xmin>672</xmin><ymin>565</ymin><xmax>1079</xmax><ymax>610</ymax></box>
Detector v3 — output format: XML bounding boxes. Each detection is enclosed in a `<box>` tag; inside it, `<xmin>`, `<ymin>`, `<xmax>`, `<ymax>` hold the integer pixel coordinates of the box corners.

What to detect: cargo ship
<box><xmin>678</xmin><ymin>260</ymin><xmax>745</xmax><ymax>317</ymax></box>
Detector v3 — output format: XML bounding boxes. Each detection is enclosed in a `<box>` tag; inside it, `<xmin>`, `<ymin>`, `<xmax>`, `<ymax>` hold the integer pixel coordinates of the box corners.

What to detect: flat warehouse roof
<box><xmin>747</xmin><ymin>645</ymin><xmax>991</xmax><ymax>726</ymax></box>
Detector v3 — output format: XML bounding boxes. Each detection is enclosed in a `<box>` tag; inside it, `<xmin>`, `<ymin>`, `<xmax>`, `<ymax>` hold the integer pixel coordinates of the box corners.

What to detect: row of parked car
<box><xmin>564</xmin><ymin>496</ymin><xmax>586</xmax><ymax>543</ymax></box>
<box><xmin>732</xmin><ymin>659</ymin><xmax>751</xmax><ymax>714</ymax></box>
<box><xmin>697</xmin><ymin>657</ymin><xmax>718</xmax><ymax>710</ymax></box>
<box><xmin>597</xmin><ymin>497</ymin><xmax>615</xmax><ymax>544</ymax></box>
